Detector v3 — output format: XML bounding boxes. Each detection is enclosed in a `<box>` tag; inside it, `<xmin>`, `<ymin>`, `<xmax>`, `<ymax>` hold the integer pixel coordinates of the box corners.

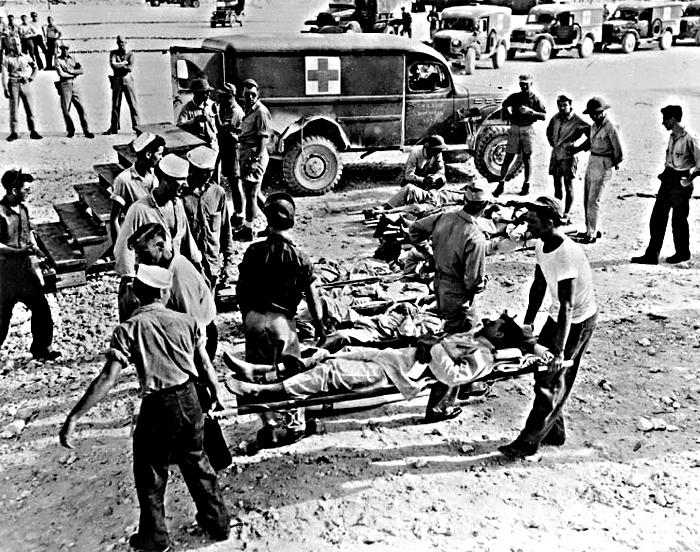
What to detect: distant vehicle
<box><xmin>171</xmin><ymin>34</ymin><xmax>521</xmax><ymax>194</ymax></box>
<box><xmin>431</xmin><ymin>5</ymin><xmax>512</xmax><ymax>74</ymax></box>
<box><xmin>482</xmin><ymin>0</ymin><xmax>543</xmax><ymax>16</ymax></box>
<box><xmin>508</xmin><ymin>3</ymin><xmax>605</xmax><ymax>61</ymax></box>
<box><xmin>146</xmin><ymin>0</ymin><xmax>200</xmax><ymax>7</ymax></box>
<box><xmin>677</xmin><ymin>0</ymin><xmax>700</xmax><ymax>44</ymax></box>
<box><xmin>211</xmin><ymin>0</ymin><xmax>244</xmax><ymax>27</ymax></box>
<box><xmin>601</xmin><ymin>1</ymin><xmax>684</xmax><ymax>52</ymax></box>
<box><xmin>304</xmin><ymin>0</ymin><xmax>408</xmax><ymax>34</ymax></box>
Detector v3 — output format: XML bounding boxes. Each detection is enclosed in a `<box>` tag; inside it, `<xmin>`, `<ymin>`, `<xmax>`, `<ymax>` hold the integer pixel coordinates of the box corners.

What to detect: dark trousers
<box><xmin>46</xmin><ymin>37</ymin><xmax>57</xmax><ymax>69</ymax></box>
<box><xmin>133</xmin><ymin>381</ymin><xmax>229</xmax><ymax>548</ymax></box>
<box><xmin>205</xmin><ymin>321</ymin><xmax>218</xmax><ymax>362</ymax></box>
<box><xmin>514</xmin><ymin>313</ymin><xmax>597</xmax><ymax>451</ymax></box>
<box><xmin>31</xmin><ymin>36</ymin><xmax>46</xmax><ymax>69</ymax></box>
<box><xmin>110</xmin><ymin>74</ymin><xmax>140</xmax><ymax>131</ymax></box>
<box><xmin>59</xmin><ymin>80</ymin><xmax>90</xmax><ymax>134</ymax></box>
<box><xmin>0</xmin><ymin>266</ymin><xmax>53</xmax><ymax>355</ymax></box>
<box><xmin>645</xmin><ymin>167</ymin><xmax>692</xmax><ymax>258</ymax></box>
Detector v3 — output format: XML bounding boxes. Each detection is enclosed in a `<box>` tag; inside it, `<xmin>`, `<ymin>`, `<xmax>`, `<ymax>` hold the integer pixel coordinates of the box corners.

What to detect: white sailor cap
<box><xmin>159</xmin><ymin>154</ymin><xmax>189</xmax><ymax>179</ymax></box>
<box><xmin>132</xmin><ymin>132</ymin><xmax>156</xmax><ymax>153</ymax></box>
<box><xmin>186</xmin><ymin>145</ymin><xmax>217</xmax><ymax>171</ymax></box>
<box><xmin>136</xmin><ymin>264</ymin><xmax>172</xmax><ymax>289</ymax></box>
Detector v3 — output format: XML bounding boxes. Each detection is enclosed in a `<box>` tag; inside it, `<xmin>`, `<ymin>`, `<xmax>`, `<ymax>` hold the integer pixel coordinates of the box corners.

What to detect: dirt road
<box><xmin>0</xmin><ymin>1</ymin><xmax>699</xmax><ymax>551</ymax></box>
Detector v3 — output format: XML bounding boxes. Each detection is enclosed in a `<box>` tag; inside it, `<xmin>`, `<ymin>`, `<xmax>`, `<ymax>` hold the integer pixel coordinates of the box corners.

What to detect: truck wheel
<box><xmin>283</xmin><ymin>136</ymin><xmax>343</xmax><ymax>195</ymax></box>
<box><xmin>473</xmin><ymin>126</ymin><xmax>523</xmax><ymax>183</ymax></box>
<box><xmin>578</xmin><ymin>36</ymin><xmax>594</xmax><ymax>58</ymax></box>
<box><xmin>695</xmin><ymin>30</ymin><xmax>700</xmax><ymax>46</ymax></box>
<box><xmin>383</xmin><ymin>25</ymin><xmax>396</xmax><ymax>34</ymax></box>
<box><xmin>192</xmin><ymin>0</ymin><xmax>200</xmax><ymax>6</ymax></box>
<box><xmin>659</xmin><ymin>29</ymin><xmax>673</xmax><ymax>50</ymax></box>
<box><xmin>492</xmin><ymin>43</ymin><xmax>506</xmax><ymax>68</ymax></box>
<box><xmin>506</xmin><ymin>48</ymin><xmax>517</xmax><ymax>60</ymax></box>
<box><xmin>464</xmin><ymin>48</ymin><xmax>476</xmax><ymax>74</ymax></box>
<box><xmin>150</xmin><ymin>0</ymin><xmax>161</xmax><ymax>5</ymax></box>
<box><xmin>621</xmin><ymin>32</ymin><xmax>636</xmax><ymax>53</ymax></box>
<box><xmin>535</xmin><ymin>39</ymin><xmax>552</xmax><ymax>61</ymax></box>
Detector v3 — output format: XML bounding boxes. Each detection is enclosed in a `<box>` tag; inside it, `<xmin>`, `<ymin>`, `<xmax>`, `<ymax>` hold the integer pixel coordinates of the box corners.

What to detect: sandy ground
<box><xmin>0</xmin><ymin>1</ymin><xmax>700</xmax><ymax>551</ymax></box>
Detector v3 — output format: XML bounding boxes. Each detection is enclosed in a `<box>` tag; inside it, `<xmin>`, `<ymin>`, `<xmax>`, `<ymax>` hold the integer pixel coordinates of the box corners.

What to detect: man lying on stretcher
<box><xmin>225</xmin><ymin>314</ymin><xmax>554</xmax><ymax>422</ymax></box>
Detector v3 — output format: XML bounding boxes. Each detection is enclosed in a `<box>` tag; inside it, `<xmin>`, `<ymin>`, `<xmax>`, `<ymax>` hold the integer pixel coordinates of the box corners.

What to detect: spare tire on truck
<box><xmin>282</xmin><ymin>136</ymin><xmax>343</xmax><ymax>195</ymax></box>
<box><xmin>473</xmin><ymin>126</ymin><xmax>523</xmax><ymax>182</ymax></box>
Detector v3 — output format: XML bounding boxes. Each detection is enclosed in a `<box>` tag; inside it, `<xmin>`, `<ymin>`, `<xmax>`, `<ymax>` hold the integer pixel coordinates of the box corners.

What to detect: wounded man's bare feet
<box><xmin>225</xmin><ymin>378</ymin><xmax>261</xmax><ymax>397</ymax></box>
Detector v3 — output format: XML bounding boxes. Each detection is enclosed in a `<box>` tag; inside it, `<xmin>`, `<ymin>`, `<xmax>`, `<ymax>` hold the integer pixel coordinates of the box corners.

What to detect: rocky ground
<box><xmin>0</xmin><ymin>1</ymin><xmax>700</xmax><ymax>551</ymax></box>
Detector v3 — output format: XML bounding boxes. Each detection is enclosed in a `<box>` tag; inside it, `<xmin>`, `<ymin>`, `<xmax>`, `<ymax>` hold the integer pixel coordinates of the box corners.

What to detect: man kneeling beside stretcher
<box><xmin>225</xmin><ymin>315</ymin><xmax>554</xmax><ymax>419</ymax></box>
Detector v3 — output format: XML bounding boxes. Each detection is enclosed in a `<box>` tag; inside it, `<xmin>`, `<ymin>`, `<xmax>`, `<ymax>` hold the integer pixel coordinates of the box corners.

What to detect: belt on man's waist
<box><xmin>148</xmin><ymin>379</ymin><xmax>193</xmax><ymax>398</ymax></box>
<box><xmin>435</xmin><ymin>270</ymin><xmax>465</xmax><ymax>285</ymax></box>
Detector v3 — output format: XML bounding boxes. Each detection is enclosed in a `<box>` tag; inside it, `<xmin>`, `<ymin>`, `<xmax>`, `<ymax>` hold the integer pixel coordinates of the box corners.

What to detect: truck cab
<box><xmin>431</xmin><ymin>5</ymin><xmax>512</xmax><ymax>74</ymax></box>
<box><xmin>509</xmin><ymin>3</ymin><xmax>605</xmax><ymax>61</ymax></box>
<box><xmin>171</xmin><ymin>34</ymin><xmax>519</xmax><ymax>194</ymax></box>
<box><xmin>602</xmin><ymin>1</ymin><xmax>684</xmax><ymax>52</ymax></box>
<box><xmin>304</xmin><ymin>0</ymin><xmax>409</xmax><ymax>34</ymax></box>
<box><xmin>678</xmin><ymin>1</ymin><xmax>700</xmax><ymax>44</ymax></box>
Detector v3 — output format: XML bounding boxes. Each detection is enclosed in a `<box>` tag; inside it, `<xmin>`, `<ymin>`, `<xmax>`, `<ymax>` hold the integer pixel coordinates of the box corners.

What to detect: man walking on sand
<box><xmin>632</xmin><ymin>105</ymin><xmax>700</xmax><ymax>265</ymax></box>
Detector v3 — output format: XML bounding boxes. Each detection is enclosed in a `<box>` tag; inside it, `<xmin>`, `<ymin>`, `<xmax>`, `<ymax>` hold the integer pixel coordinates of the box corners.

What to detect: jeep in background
<box><xmin>508</xmin><ymin>3</ymin><xmax>605</xmax><ymax>61</ymax></box>
<box><xmin>170</xmin><ymin>34</ymin><xmax>522</xmax><ymax>194</ymax></box>
<box><xmin>147</xmin><ymin>0</ymin><xmax>200</xmax><ymax>6</ymax></box>
<box><xmin>677</xmin><ymin>1</ymin><xmax>700</xmax><ymax>44</ymax></box>
<box><xmin>431</xmin><ymin>5</ymin><xmax>512</xmax><ymax>74</ymax></box>
<box><xmin>601</xmin><ymin>1</ymin><xmax>684</xmax><ymax>53</ymax></box>
<box><xmin>304</xmin><ymin>0</ymin><xmax>408</xmax><ymax>34</ymax></box>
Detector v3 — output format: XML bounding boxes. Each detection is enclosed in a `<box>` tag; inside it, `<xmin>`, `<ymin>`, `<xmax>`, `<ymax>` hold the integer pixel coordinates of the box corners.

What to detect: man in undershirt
<box><xmin>500</xmin><ymin>196</ymin><xmax>597</xmax><ymax>458</ymax></box>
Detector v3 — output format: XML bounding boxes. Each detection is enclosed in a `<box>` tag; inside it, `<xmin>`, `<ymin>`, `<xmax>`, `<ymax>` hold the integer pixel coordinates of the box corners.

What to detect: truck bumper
<box><xmin>508</xmin><ymin>42</ymin><xmax>535</xmax><ymax>51</ymax></box>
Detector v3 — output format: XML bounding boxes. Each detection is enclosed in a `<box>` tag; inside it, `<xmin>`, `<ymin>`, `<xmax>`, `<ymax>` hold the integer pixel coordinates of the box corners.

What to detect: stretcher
<box><xmin>213</xmin><ymin>351</ymin><xmax>567</xmax><ymax>420</ymax></box>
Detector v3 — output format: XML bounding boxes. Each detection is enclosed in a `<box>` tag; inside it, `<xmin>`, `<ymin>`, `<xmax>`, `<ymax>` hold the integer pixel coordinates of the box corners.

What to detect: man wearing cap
<box><xmin>495</xmin><ymin>74</ymin><xmax>546</xmax><ymax>197</ymax></box>
<box><xmin>402</xmin><ymin>135</ymin><xmax>447</xmax><ymax>190</ymax></box>
<box><xmin>177</xmin><ymin>77</ymin><xmax>218</xmax><ymax>150</ymax></box>
<box><xmin>232</xmin><ymin>78</ymin><xmax>272</xmax><ymax>242</ymax></box>
<box><xmin>104</xmin><ymin>36</ymin><xmax>139</xmax><ymax>135</ymax></box>
<box><xmin>42</xmin><ymin>16</ymin><xmax>61</xmax><ymax>70</ymax></box>
<box><xmin>114</xmin><ymin>153</ymin><xmax>203</xmax><ymax>322</ymax></box>
<box><xmin>128</xmin><ymin>223</ymin><xmax>219</xmax><ymax>360</ymax></box>
<box><xmin>408</xmin><ymin>184</ymin><xmax>491</xmax><ymax>421</ymax></box>
<box><xmin>183</xmin><ymin>145</ymin><xmax>235</xmax><ymax>289</ymax></box>
<box><xmin>55</xmin><ymin>41</ymin><xmax>94</xmax><ymax>139</ymax></box>
<box><xmin>632</xmin><ymin>105</ymin><xmax>700</xmax><ymax>265</ymax></box>
<box><xmin>0</xmin><ymin>170</ymin><xmax>60</xmax><ymax>361</ymax></box>
<box><xmin>545</xmin><ymin>95</ymin><xmax>590</xmax><ymax>223</ymax></box>
<box><xmin>216</xmin><ymin>83</ymin><xmax>247</xmax><ymax>228</ymax></box>
<box><xmin>109</xmin><ymin>132</ymin><xmax>165</xmax><ymax>243</ymax></box>
<box><xmin>60</xmin><ymin>264</ymin><xmax>230</xmax><ymax>552</ymax></box>
<box><xmin>500</xmin><ymin>196</ymin><xmax>596</xmax><ymax>459</ymax></box>
<box><xmin>572</xmin><ymin>96</ymin><xmax>623</xmax><ymax>244</ymax></box>
<box><xmin>237</xmin><ymin>192</ymin><xmax>325</xmax><ymax>444</ymax></box>
<box><xmin>1</xmin><ymin>35</ymin><xmax>41</xmax><ymax>142</ymax></box>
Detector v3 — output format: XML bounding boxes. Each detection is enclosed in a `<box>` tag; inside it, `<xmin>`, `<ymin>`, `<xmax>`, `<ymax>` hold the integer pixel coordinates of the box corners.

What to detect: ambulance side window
<box><xmin>407</xmin><ymin>62</ymin><xmax>449</xmax><ymax>93</ymax></box>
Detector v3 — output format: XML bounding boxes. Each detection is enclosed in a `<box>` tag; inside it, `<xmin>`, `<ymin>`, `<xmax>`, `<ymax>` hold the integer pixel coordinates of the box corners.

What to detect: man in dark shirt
<box><xmin>401</xmin><ymin>7</ymin><xmax>412</xmax><ymax>38</ymax></box>
<box><xmin>60</xmin><ymin>264</ymin><xmax>230</xmax><ymax>552</ymax></box>
<box><xmin>495</xmin><ymin>74</ymin><xmax>546</xmax><ymax>197</ymax></box>
<box><xmin>237</xmin><ymin>192</ymin><xmax>325</xmax><ymax>444</ymax></box>
<box><xmin>0</xmin><ymin>169</ymin><xmax>60</xmax><ymax>361</ymax></box>
<box><xmin>409</xmin><ymin>184</ymin><xmax>492</xmax><ymax>421</ymax></box>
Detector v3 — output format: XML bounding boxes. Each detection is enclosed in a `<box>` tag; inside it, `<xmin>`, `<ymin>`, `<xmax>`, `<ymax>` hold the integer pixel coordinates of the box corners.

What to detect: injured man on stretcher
<box><xmin>225</xmin><ymin>314</ymin><xmax>554</xmax><ymax>417</ymax></box>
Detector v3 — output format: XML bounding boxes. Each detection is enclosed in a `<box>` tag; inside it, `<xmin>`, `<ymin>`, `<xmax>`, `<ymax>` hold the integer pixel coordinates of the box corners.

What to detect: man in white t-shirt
<box><xmin>500</xmin><ymin>196</ymin><xmax>597</xmax><ymax>458</ymax></box>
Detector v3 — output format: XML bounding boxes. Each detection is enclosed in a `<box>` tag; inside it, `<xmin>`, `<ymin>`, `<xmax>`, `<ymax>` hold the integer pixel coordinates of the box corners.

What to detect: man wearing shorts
<box><xmin>232</xmin><ymin>78</ymin><xmax>271</xmax><ymax>242</ymax></box>
<box><xmin>545</xmin><ymin>95</ymin><xmax>589</xmax><ymax>224</ymax></box>
<box><xmin>495</xmin><ymin>74</ymin><xmax>546</xmax><ymax>198</ymax></box>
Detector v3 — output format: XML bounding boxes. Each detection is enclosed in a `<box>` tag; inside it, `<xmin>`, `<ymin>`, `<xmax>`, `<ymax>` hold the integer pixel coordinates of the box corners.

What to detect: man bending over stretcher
<box><xmin>226</xmin><ymin>315</ymin><xmax>554</xmax><ymax>419</ymax></box>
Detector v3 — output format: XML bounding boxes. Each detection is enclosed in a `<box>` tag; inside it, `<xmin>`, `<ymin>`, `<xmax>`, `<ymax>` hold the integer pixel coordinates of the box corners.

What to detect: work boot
<box><xmin>493</xmin><ymin>181</ymin><xmax>505</xmax><ymax>197</ymax></box>
<box><xmin>232</xmin><ymin>225</ymin><xmax>255</xmax><ymax>242</ymax></box>
<box><xmin>6</xmin><ymin>132</ymin><xmax>19</xmax><ymax>142</ymax></box>
<box><xmin>128</xmin><ymin>533</ymin><xmax>171</xmax><ymax>552</ymax></box>
<box><xmin>630</xmin><ymin>254</ymin><xmax>658</xmax><ymax>265</ymax></box>
<box><xmin>84</xmin><ymin>131</ymin><xmax>95</xmax><ymax>139</ymax></box>
<box><xmin>519</xmin><ymin>182</ymin><xmax>530</xmax><ymax>196</ymax></box>
<box><xmin>666</xmin><ymin>252</ymin><xmax>691</xmax><ymax>264</ymax></box>
<box><xmin>29</xmin><ymin>131</ymin><xmax>42</xmax><ymax>140</ymax></box>
<box><xmin>102</xmin><ymin>128</ymin><xmax>118</xmax><ymax>135</ymax></box>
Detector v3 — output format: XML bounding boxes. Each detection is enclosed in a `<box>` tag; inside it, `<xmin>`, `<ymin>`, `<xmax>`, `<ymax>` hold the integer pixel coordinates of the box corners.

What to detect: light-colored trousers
<box><xmin>583</xmin><ymin>154</ymin><xmax>614</xmax><ymax>237</ymax></box>
<box><xmin>8</xmin><ymin>81</ymin><xmax>36</xmax><ymax>133</ymax></box>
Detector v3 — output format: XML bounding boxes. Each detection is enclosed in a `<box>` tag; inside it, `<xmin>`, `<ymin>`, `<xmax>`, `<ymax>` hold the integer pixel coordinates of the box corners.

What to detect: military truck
<box><xmin>602</xmin><ymin>1</ymin><xmax>684</xmax><ymax>52</ymax></box>
<box><xmin>304</xmin><ymin>0</ymin><xmax>408</xmax><ymax>34</ymax></box>
<box><xmin>171</xmin><ymin>34</ymin><xmax>521</xmax><ymax>195</ymax></box>
<box><xmin>677</xmin><ymin>0</ymin><xmax>700</xmax><ymax>44</ymax></box>
<box><xmin>508</xmin><ymin>3</ymin><xmax>605</xmax><ymax>61</ymax></box>
<box><xmin>431</xmin><ymin>5</ymin><xmax>512</xmax><ymax>74</ymax></box>
<box><xmin>147</xmin><ymin>0</ymin><xmax>200</xmax><ymax>6</ymax></box>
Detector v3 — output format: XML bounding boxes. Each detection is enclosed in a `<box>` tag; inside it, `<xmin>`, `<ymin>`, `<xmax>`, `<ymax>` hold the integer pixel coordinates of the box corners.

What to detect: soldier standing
<box><xmin>54</xmin><ymin>41</ymin><xmax>94</xmax><ymax>139</ymax></box>
<box><xmin>1</xmin><ymin>36</ymin><xmax>42</xmax><ymax>141</ymax></box>
<box><xmin>495</xmin><ymin>74</ymin><xmax>546</xmax><ymax>197</ymax></box>
<box><xmin>43</xmin><ymin>16</ymin><xmax>62</xmax><ymax>70</ymax></box>
<box><xmin>29</xmin><ymin>13</ymin><xmax>47</xmax><ymax>70</ymax></box>
<box><xmin>104</xmin><ymin>36</ymin><xmax>140</xmax><ymax>135</ymax></box>
<box><xmin>401</xmin><ymin>7</ymin><xmax>413</xmax><ymax>38</ymax></box>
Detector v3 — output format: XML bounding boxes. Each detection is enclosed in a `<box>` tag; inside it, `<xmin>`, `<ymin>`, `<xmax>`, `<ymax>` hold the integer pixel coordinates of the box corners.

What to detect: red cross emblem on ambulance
<box><xmin>305</xmin><ymin>56</ymin><xmax>340</xmax><ymax>95</ymax></box>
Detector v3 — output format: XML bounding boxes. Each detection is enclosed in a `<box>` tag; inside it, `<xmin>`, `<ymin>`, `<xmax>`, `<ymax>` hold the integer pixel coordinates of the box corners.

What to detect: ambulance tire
<box><xmin>283</xmin><ymin>136</ymin><xmax>343</xmax><ymax>195</ymax></box>
<box><xmin>473</xmin><ymin>126</ymin><xmax>523</xmax><ymax>182</ymax></box>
